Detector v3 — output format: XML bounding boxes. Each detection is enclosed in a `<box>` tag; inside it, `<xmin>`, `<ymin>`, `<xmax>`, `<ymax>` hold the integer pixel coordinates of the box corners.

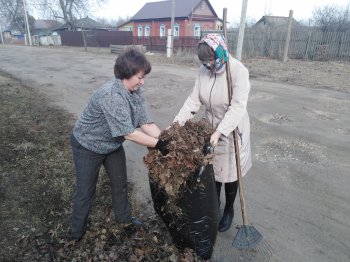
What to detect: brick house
<box><xmin>124</xmin><ymin>0</ymin><xmax>222</xmax><ymax>37</ymax></box>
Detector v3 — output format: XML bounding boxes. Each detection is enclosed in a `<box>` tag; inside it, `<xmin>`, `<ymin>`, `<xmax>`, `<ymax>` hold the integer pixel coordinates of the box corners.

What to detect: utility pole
<box><xmin>282</xmin><ymin>10</ymin><xmax>293</xmax><ymax>63</ymax></box>
<box><xmin>236</xmin><ymin>0</ymin><xmax>248</xmax><ymax>60</ymax></box>
<box><xmin>167</xmin><ymin>0</ymin><xmax>175</xmax><ymax>58</ymax></box>
<box><xmin>23</xmin><ymin>0</ymin><xmax>32</xmax><ymax>45</ymax></box>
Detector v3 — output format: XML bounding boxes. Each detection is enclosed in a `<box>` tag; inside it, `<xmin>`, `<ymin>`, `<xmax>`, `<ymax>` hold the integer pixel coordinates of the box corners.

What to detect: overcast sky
<box><xmin>92</xmin><ymin>0</ymin><xmax>350</xmax><ymax>25</ymax></box>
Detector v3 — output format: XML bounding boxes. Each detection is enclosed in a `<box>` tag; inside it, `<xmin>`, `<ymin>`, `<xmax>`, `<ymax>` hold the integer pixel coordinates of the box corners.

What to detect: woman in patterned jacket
<box><xmin>70</xmin><ymin>49</ymin><xmax>168</xmax><ymax>241</ymax></box>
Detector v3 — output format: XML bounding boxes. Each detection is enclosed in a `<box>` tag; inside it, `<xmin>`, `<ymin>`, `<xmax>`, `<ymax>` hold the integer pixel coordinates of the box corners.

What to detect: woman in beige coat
<box><xmin>174</xmin><ymin>34</ymin><xmax>252</xmax><ymax>232</ymax></box>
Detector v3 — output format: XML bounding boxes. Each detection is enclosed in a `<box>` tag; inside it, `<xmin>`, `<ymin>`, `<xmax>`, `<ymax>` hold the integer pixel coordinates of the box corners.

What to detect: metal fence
<box><xmin>60</xmin><ymin>30</ymin><xmax>133</xmax><ymax>47</ymax></box>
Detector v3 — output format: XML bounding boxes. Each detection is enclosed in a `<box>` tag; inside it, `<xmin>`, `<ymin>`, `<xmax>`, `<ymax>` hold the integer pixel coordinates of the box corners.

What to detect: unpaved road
<box><xmin>1</xmin><ymin>45</ymin><xmax>349</xmax><ymax>262</ymax></box>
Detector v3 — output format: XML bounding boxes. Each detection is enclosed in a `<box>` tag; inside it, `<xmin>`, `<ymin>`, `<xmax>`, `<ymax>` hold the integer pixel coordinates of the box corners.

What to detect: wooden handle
<box><xmin>223</xmin><ymin>8</ymin><xmax>249</xmax><ymax>225</ymax></box>
<box><xmin>233</xmin><ymin>129</ymin><xmax>249</xmax><ymax>225</ymax></box>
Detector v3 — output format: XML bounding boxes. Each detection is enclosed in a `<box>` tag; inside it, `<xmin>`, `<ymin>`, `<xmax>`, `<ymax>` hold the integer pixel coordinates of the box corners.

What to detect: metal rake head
<box><xmin>232</xmin><ymin>225</ymin><xmax>263</xmax><ymax>249</ymax></box>
<box><xmin>232</xmin><ymin>225</ymin><xmax>273</xmax><ymax>261</ymax></box>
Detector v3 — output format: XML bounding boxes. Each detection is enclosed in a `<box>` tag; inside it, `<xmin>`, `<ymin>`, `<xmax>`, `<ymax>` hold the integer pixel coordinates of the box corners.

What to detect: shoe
<box><xmin>130</xmin><ymin>217</ymin><xmax>142</xmax><ymax>226</ymax></box>
<box><xmin>218</xmin><ymin>210</ymin><xmax>234</xmax><ymax>232</ymax></box>
<box><xmin>120</xmin><ymin>217</ymin><xmax>142</xmax><ymax>227</ymax></box>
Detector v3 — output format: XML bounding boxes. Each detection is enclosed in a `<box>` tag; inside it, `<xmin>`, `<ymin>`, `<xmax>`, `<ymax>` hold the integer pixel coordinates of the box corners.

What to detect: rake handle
<box><xmin>233</xmin><ymin>129</ymin><xmax>249</xmax><ymax>225</ymax></box>
<box><xmin>223</xmin><ymin>8</ymin><xmax>249</xmax><ymax>225</ymax></box>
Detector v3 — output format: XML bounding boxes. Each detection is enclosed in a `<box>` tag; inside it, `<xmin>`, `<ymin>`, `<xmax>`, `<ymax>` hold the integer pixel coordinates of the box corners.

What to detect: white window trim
<box><xmin>194</xmin><ymin>24</ymin><xmax>201</xmax><ymax>38</ymax></box>
<box><xmin>174</xmin><ymin>23</ymin><xmax>180</xmax><ymax>37</ymax></box>
<box><xmin>160</xmin><ymin>24</ymin><xmax>166</xmax><ymax>37</ymax></box>
<box><xmin>144</xmin><ymin>25</ymin><xmax>150</xmax><ymax>37</ymax></box>
<box><xmin>138</xmin><ymin>25</ymin><xmax>143</xmax><ymax>37</ymax></box>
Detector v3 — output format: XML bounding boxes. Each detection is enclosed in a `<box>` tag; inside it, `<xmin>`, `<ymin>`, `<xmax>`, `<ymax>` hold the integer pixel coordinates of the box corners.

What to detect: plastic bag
<box><xmin>149</xmin><ymin>164</ymin><xmax>219</xmax><ymax>260</ymax></box>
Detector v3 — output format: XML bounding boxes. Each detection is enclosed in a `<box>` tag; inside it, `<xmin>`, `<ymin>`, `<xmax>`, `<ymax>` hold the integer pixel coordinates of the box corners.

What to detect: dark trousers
<box><xmin>70</xmin><ymin>134</ymin><xmax>131</xmax><ymax>238</ymax></box>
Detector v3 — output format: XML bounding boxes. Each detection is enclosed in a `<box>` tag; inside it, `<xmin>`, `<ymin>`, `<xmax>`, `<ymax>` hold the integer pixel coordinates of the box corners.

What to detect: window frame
<box><xmin>174</xmin><ymin>23</ymin><xmax>180</xmax><ymax>38</ymax></box>
<box><xmin>137</xmin><ymin>25</ymin><xmax>143</xmax><ymax>37</ymax></box>
<box><xmin>160</xmin><ymin>24</ymin><xmax>166</xmax><ymax>37</ymax></box>
<box><xmin>144</xmin><ymin>24</ymin><xmax>151</xmax><ymax>37</ymax></box>
<box><xmin>194</xmin><ymin>24</ymin><xmax>201</xmax><ymax>38</ymax></box>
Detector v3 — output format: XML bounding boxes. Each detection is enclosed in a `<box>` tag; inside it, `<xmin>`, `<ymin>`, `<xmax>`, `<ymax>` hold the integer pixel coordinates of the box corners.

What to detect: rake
<box><xmin>221</xmin><ymin>8</ymin><xmax>273</xmax><ymax>261</ymax></box>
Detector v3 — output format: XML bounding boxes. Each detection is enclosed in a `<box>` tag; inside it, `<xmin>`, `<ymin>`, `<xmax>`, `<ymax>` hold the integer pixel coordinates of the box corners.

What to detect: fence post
<box><xmin>337</xmin><ymin>33</ymin><xmax>344</xmax><ymax>61</ymax></box>
<box><xmin>82</xmin><ymin>30</ymin><xmax>87</xmax><ymax>51</ymax></box>
<box><xmin>282</xmin><ymin>10</ymin><xmax>293</xmax><ymax>62</ymax></box>
<box><xmin>304</xmin><ymin>31</ymin><xmax>312</xmax><ymax>60</ymax></box>
<box><xmin>0</xmin><ymin>24</ymin><xmax>4</xmax><ymax>44</ymax></box>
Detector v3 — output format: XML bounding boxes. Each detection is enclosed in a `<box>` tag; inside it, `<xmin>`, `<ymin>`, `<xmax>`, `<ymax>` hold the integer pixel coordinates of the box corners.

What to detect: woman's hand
<box><xmin>210</xmin><ymin>130</ymin><xmax>222</xmax><ymax>147</ymax></box>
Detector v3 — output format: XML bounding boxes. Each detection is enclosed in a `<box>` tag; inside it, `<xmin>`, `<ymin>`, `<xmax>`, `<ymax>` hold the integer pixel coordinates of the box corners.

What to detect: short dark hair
<box><xmin>114</xmin><ymin>48</ymin><xmax>151</xmax><ymax>79</ymax></box>
<box><xmin>197</xmin><ymin>42</ymin><xmax>215</xmax><ymax>61</ymax></box>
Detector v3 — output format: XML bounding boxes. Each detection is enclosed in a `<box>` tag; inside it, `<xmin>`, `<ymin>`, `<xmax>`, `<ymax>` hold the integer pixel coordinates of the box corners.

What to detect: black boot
<box><xmin>215</xmin><ymin>181</ymin><xmax>222</xmax><ymax>208</ymax></box>
<box><xmin>218</xmin><ymin>181</ymin><xmax>238</xmax><ymax>232</ymax></box>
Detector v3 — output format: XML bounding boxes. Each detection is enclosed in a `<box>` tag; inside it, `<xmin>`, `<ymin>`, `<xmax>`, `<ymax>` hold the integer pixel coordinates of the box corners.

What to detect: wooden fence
<box><xmin>226</xmin><ymin>29</ymin><xmax>350</xmax><ymax>61</ymax></box>
<box><xmin>133</xmin><ymin>36</ymin><xmax>199</xmax><ymax>53</ymax></box>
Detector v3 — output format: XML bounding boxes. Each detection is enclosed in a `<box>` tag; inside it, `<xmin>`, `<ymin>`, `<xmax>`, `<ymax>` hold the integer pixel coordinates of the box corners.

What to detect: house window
<box><xmin>144</xmin><ymin>25</ymin><xmax>150</xmax><ymax>37</ymax></box>
<box><xmin>138</xmin><ymin>25</ymin><xmax>143</xmax><ymax>37</ymax></box>
<box><xmin>174</xmin><ymin>23</ymin><xmax>179</xmax><ymax>37</ymax></box>
<box><xmin>160</xmin><ymin>24</ymin><xmax>166</xmax><ymax>37</ymax></box>
<box><xmin>194</xmin><ymin>24</ymin><xmax>201</xmax><ymax>38</ymax></box>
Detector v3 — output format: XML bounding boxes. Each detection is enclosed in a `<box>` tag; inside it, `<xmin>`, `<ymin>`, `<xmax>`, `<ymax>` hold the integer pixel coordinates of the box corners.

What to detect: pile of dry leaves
<box><xmin>144</xmin><ymin>120</ymin><xmax>214</xmax><ymax>213</ymax></box>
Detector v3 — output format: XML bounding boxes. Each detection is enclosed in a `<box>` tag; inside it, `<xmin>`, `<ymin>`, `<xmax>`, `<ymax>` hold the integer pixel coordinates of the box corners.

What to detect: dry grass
<box><xmin>146</xmin><ymin>51</ymin><xmax>350</xmax><ymax>93</ymax></box>
<box><xmin>0</xmin><ymin>72</ymin><xmax>74</xmax><ymax>259</ymax></box>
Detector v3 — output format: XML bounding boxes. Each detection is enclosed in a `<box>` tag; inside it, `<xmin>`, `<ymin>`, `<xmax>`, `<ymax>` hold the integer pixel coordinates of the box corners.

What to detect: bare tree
<box><xmin>312</xmin><ymin>4</ymin><xmax>350</xmax><ymax>32</ymax></box>
<box><xmin>0</xmin><ymin>0</ymin><xmax>35</xmax><ymax>32</ymax></box>
<box><xmin>30</xmin><ymin>0</ymin><xmax>106</xmax><ymax>30</ymax></box>
<box><xmin>95</xmin><ymin>16</ymin><xmax>129</xmax><ymax>28</ymax></box>
<box><xmin>1</xmin><ymin>0</ymin><xmax>21</xmax><ymax>31</ymax></box>
<box><xmin>245</xmin><ymin>16</ymin><xmax>257</xmax><ymax>28</ymax></box>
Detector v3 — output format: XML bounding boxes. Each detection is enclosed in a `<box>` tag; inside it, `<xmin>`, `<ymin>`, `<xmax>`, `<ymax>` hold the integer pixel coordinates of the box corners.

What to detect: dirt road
<box><xmin>1</xmin><ymin>45</ymin><xmax>349</xmax><ymax>262</ymax></box>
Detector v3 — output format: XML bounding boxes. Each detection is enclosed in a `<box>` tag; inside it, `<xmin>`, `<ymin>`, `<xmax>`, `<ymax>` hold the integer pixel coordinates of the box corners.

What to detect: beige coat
<box><xmin>174</xmin><ymin>55</ymin><xmax>252</xmax><ymax>183</ymax></box>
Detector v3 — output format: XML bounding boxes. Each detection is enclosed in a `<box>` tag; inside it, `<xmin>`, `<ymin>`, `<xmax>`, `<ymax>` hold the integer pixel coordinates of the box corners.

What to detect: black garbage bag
<box><xmin>149</xmin><ymin>164</ymin><xmax>219</xmax><ymax>260</ymax></box>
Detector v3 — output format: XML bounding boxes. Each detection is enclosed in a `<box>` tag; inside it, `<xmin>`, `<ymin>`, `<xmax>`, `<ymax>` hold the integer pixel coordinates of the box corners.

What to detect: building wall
<box><xmin>193</xmin><ymin>0</ymin><xmax>212</xmax><ymax>16</ymax></box>
<box><xmin>119</xmin><ymin>22</ymin><xmax>134</xmax><ymax>32</ymax></box>
<box><xmin>133</xmin><ymin>19</ymin><xmax>217</xmax><ymax>37</ymax></box>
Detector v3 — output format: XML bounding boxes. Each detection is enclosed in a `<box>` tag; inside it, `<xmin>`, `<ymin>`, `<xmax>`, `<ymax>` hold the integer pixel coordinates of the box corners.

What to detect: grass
<box><xmin>0</xmin><ymin>72</ymin><xmax>200</xmax><ymax>261</ymax></box>
<box><xmin>0</xmin><ymin>71</ymin><xmax>76</xmax><ymax>259</ymax></box>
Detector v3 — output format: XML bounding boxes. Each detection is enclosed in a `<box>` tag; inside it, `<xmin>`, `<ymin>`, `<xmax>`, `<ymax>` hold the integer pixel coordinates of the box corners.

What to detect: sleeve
<box><xmin>216</xmin><ymin>61</ymin><xmax>250</xmax><ymax>137</ymax></box>
<box><xmin>173</xmin><ymin>73</ymin><xmax>202</xmax><ymax>125</ymax></box>
<box><xmin>137</xmin><ymin>98</ymin><xmax>154</xmax><ymax>127</ymax></box>
<box><xmin>100</xmin><ymin>93</ymin><xmax>135</xmax><ymax>137</ymax></box>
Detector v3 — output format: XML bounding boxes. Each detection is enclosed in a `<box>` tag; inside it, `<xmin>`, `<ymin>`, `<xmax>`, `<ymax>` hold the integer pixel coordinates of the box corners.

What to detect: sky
<box><xmin>92</xmin><ymin>0</ymin><xmax>350</xmax><ymax>26</ymax></box>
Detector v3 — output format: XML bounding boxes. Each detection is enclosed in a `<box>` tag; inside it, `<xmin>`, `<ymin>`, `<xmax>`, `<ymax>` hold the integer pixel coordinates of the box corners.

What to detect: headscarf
<box><xmin>199</xmin><ymin>33</ymin><xmax>229</xmax><ymax>74</ymax></box>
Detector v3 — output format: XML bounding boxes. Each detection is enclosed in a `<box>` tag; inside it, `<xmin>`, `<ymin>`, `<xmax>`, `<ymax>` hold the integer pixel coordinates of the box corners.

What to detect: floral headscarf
<box><xmin>199</xmin><ymin>33</ymin><xmax>229</xmax><ymax>74</ymax></box>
